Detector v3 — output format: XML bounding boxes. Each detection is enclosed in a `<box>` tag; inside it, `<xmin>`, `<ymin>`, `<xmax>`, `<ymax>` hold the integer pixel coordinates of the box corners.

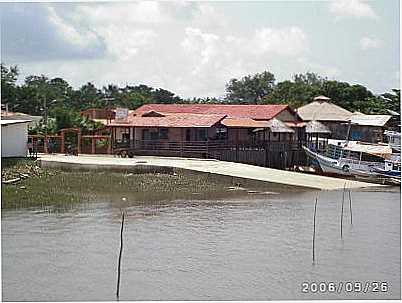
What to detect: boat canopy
<box><xmin>343</xmin><ymin>141</ymin><xmax>393</xmax><ymax>159</ymax></box>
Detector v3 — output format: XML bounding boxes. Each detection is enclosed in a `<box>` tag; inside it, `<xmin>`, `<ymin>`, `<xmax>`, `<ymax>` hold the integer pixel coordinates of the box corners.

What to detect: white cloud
<box><xmin>252</xmin><ymin>26</ymin><xmax>308</xmax><ymax>56</ymax></box>
<box><xmin>329</xmin><ymin>0</ymin><xmax>378</xmax><ymax>19</ymax></box>
<box><xmin>181</xmin><ymin>27</ymin><xmax>220</xmax><ymax>75</ymax></box>
<box><xmin>360</xmin><ymin>37</ymin><xmax>382</xmax><ymax>50</ymax></box>
<box><xmin>26</xmin><ymin>3</ymin><xmax>311</xmax><ymax>98</ymax></box>
<box><xmin>76</xmin><ymin>1</ymin><xmax>169</xmax><ymax>25</ymax></box>
<box><xmin>297</xmin><ymin>57</ymin><xmax>341</xmax><ymax>78</ymax></box>
<box><xmin>47</xmin><ymin>7</ymin><xmax>99</xmax><ymax>50</ymax></box>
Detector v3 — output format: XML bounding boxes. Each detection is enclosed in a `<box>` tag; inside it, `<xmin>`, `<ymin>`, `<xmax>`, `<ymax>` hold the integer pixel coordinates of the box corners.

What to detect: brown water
<box><xmin>1</xmin><ymin>188</ymin><xmax>400</xmax><ymax>301</ymax></box>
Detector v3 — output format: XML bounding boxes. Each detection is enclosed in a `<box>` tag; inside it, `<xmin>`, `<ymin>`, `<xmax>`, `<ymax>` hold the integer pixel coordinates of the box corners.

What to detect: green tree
<box><xmin>380</xmin><ymin>89</ymin><xmax>400</xmax><ymax>113</ymax></box>
<box><xmin>263</xmin><ymin>72</ymin><xmax>324</xmax><ymax>108</ymax></box>
<box><xmin>225</xmin><ymin>71</ymin><xmax>276</xmax><ymax>104</ymax></box>
<box><xmin>1</xmin><ymin>64</ymin><xmax>19</xmax><ymax>109</ymax></box>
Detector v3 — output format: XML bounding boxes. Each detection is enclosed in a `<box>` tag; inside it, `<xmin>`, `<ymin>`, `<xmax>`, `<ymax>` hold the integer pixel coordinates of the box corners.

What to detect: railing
<box><xmin>112</xmin><ymin>139</ymin><xmax>307</xmax><ymax>168</ymax></box>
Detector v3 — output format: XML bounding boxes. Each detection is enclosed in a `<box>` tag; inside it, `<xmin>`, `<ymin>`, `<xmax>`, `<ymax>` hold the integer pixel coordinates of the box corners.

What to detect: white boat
<box><xmin>303</xmin><ymin>140</ymin><xmax>392</xmax><ymax>177</ymax></box>
<box><xmin>384</xmin><ymin>130</ymin><xmax>401</xmax><ymax>152</ymax></box>
<box><xmin>302</xmin><ymin>146</ymin><xmax>381</xmax><ymax>176</ymax></box>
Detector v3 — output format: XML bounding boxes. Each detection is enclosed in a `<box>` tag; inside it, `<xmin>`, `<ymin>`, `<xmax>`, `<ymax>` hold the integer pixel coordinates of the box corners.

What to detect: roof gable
<box><xmin>141</xmin><ymin>111</ymin><xmax>166</xmax><ymax>117</ymax></box>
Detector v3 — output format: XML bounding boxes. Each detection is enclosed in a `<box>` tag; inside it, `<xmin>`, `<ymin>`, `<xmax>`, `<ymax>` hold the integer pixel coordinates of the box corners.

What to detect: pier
<box><xmin>39</xmin><ymin>154</ymin><xmax>383</xmax><ymax>190</ymax></box>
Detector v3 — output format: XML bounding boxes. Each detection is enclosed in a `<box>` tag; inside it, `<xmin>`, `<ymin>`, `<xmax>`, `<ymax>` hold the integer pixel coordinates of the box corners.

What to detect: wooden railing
<box><xmin>112</xmin><ymin>139</ymin><xmax>308</xmax><ymax>168</ymax></box>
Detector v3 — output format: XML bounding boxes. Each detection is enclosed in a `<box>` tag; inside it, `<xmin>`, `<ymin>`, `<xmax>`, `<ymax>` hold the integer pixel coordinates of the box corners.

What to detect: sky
<box><xmin>0</xmin><ymin>0</ymin><xmax>400</xmax><ymax>99</ymax></box>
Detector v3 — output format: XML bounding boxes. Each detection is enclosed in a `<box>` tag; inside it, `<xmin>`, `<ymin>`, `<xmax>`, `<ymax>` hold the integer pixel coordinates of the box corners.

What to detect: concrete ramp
<box><xmin>39</xmin><ymin>154</ymin><xmax>384</xmax><ymax>190</ymax></box>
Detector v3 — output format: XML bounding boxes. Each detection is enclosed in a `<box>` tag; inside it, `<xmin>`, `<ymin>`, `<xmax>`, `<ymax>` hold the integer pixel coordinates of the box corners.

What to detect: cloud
<box><xmin>178</xmin><ymin>26</ymin><xmax>309</xmax><ymax>95</ymax></box>
<box><xmin>0</xmin><ymin>3</ymin><xmax>106</xmax><ymax>62</ymax></box>
<box><xmin>296</xmin><ymin>57</ymin><xmax>341</xmax><ymax>79</ymax></box>
<box><xmin>360</xmin><ymin>37</ymin><xmax>382</xmax><ymax>50</ymax></box>
<box><xmin>2</xmin><ymin>2</ymin><xmax>338</xmax><ymax>99</ymax></box>
<box><xmin>329</xmin><ymin>0</ymin><xmax>378</xmax><ymax>19</ymax></box>
<box><xmin>253</xmin><ymin>26</ymin><xmax>308</xmax><ymax>56</ymax></box>
<box><xmin>47</xmin><ymin>6</ymin><xmax>100</xmax><ymax>50</ymax></box>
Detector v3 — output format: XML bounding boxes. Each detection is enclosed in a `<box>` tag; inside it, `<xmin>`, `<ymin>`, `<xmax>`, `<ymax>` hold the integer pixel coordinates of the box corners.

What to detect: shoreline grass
<box><xmin>1</xmin><ymin>158</ymin><xmax>236</xmax><ymax>209</ymax></box>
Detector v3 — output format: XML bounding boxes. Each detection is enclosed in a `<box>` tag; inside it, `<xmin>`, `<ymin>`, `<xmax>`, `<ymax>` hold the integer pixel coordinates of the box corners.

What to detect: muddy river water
<box><xmin>2</xmin><ymin>187</ymin><xmax>400</xmax><ymax>300</ymax></box>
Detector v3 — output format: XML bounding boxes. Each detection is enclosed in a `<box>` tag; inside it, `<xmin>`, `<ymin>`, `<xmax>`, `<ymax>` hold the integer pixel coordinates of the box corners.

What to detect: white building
<box><xmin>1</xmin><ymin>119</ymin><xmax>31</xmax><ymax>157</ymax></box>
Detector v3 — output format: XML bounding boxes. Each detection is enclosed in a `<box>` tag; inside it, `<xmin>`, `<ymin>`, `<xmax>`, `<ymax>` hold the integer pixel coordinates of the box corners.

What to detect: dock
<box><xmin>39</xmin><ymin>154</ymin><xmax>384</xmax><ymax>190</ymax></box>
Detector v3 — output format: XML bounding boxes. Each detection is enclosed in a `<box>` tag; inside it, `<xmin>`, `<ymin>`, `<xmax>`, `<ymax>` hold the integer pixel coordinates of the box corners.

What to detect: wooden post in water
<box><xmin>340</xmin><ymin>183</ymin><xmax>346</xmax><ymax>239</ymax></box>
<box><xmin>116</xmin><ymin>211</ymin><xmax>125</xmax><ymax>299</ymax></box>
<box><xmin>312</xmin><ymin>196</ymin><xmax>318</xmax><ymax>263</ymax></box>
<box><xmin>348</xmin><ymin>186</ymin><xmax>353</xmax><ymax>225</ymax></box>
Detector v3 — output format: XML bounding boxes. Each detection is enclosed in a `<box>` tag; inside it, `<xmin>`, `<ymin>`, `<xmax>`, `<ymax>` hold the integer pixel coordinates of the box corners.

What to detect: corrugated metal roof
<box><xmin>350</xmin><ymin>114</ymin><xmax>391</xmax><ymax>127</ymax></box>
<box><xmin>344</xmin><ymin>141</ymin><xmax>393</xmax><ymax>157</ymax></box>
<box><xmin>297</xmin><ymin>101</ymin><xmax>352</xmax><ymax>121</ymax></box>
<box><xmin>108</xmin><ymin>112</ymin><xmax>226</xmax><ymax>128</ymax></box>
<box><xmin>0</xmin><ymin>119</ymin><xmax>32</xmax><ymax>125</ymax></box>
<box><xmin>134</xmin><ymin>104</ymin><xmax>290</xmax><ymax>120</ymax></box>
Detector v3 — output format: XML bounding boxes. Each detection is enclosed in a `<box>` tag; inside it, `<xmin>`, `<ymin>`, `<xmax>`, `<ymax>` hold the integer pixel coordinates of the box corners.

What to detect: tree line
<box><xmin>1</xmin><ymin>63</ymin><xmax>400</xmax><ymax>124</ymax></box>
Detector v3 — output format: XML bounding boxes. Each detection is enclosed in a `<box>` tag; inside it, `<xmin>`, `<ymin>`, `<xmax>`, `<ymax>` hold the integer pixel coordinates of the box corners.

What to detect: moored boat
<box><xmin>303</xmin><ymin>140</ymin><xmax>399</xmax><ymax>182</ymax></box>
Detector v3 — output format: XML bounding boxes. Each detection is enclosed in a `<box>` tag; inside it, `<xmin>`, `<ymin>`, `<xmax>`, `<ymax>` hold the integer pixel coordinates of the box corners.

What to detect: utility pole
<box><xmin>43</xmin><ymin>97</ymin><xmax>57</xmax><ymax>153</ymax></box>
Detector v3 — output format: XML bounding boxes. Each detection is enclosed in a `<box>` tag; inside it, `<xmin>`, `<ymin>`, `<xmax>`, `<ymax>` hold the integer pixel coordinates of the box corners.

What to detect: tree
<box><xmin>225</xmin><ymin>71</ymin><xmax>276</xmax><ymax>104</ymax></box>
<box><xmin>1</xmin><ymin>63</ymin><xmax>19</xmax><ymax>108</ymax></box>
<box><xmin>263</xmin><ymin>73</ymin><xmax>324</xmax><ymax>108</ymax></box>
<box><xmin>380</xmin><ymin>89</ymin><xmax>400</xmax><ymax>113</ymax></box>
<box><xmin>72</xmin><ymin>82</ymin><xmax>103</xmax><ymax>109</ymax></box>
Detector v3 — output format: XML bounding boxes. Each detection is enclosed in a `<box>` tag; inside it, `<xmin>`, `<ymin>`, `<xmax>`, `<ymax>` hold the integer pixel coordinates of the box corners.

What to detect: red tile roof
<box><xmin>221</xmin><ymin>117</ymin><xmax>269</xmax><ymax>128</ymax></box>
<box><xmin>133</xmin><ymin>104</ymin><xmax>290</xmax><ymax>120</ymax></box>
<box><xmin>108</xmin><ymin>112</ymin><xmax>226</xmax><ymax>128</ymax></box>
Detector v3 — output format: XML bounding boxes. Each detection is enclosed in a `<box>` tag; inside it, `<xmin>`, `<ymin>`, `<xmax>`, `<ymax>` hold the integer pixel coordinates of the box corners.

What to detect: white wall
<box><xmin>1</xmin><ymin>123</ymin><xmax>28</xmax><ymax>157</ymax></box>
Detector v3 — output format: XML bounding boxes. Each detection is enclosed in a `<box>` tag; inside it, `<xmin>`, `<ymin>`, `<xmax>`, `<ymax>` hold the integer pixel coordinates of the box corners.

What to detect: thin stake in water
<box><xmin>348</xmin><ymin>187</ymin><xmax>353</xmax><ymax>225</ymax></box>
<box><xmin>312</xmin><ymin>196</ymin><xmax>318</xmax><ymax>263</ymax></box>
<box><xmin>340</xmin><ymin>183</ymin><xmax>346</xmax><ymax>239</ymax></box>
<box><xmin>116</xmin><ymin>211</ymin><xmax>125</xmax><ymax>299</ymax></box>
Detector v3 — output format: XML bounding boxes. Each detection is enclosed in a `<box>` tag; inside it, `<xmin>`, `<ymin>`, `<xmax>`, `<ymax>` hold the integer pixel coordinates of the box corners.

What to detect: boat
<box><xmin>384</xmin><ymin>130</ymin><xmax>401</xmax><ymax>152</ymax></box>
<box><xmin>303</xmin><ymin>146</ymin><xmax>353</xmax><ymax>176</ymax></box>
<box><xmin>303</xmin><ymin>140</ymin><xmax>397</xmax><ymax>179</ymax></box>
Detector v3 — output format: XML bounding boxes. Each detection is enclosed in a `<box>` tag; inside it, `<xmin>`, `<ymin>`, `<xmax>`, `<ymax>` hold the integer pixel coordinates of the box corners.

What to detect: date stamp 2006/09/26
<box><xmin>301</xmin><ymin>281</ymin><xmax>389</xmax><ymax>294</ymax></box>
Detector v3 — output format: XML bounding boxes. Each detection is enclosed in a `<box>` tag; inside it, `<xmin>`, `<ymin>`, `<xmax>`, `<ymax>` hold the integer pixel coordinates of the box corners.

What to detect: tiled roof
<box><xmin>133</xmin><ymin>104</ymin><xmax>290</xmax><ymax>120</ymax></box>
<box><xmin>221</xmin><ymin>117</ymin><xmax>268</xmax><ymax>128</ymax></box>
<box><xmin>108</xmin><ymin>112</ymin><xmax>226</xmax><ymax>128</ymax></box>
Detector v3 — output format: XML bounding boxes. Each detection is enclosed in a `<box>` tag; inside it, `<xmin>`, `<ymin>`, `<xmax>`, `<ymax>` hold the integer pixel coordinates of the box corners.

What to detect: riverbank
<box><xmin>2</xmin><ymin>158</ymin><xmax>244</xmax><ymax>209</ymax></box>
<box><xmin>39</xmin><ymin>154</ymin><xmax>383</xmax><ymax>190</ymax></box>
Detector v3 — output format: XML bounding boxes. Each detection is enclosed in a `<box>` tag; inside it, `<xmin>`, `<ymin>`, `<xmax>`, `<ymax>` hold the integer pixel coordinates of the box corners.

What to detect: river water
<box><xmin>2</xmin><ymin>187</ymin><xmax>400</xmax><ymax>301</ymax></box>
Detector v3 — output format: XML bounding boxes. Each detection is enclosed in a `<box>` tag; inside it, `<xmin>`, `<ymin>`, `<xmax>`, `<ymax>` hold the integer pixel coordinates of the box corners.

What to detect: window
<box><xmin>150</xmin><ymin>131</ymin><xmax>159</xmax><ymax>140</ymax></box>
<box><xmin>197</xmin><ymin>129</ymin><xmax>207</xmax><ymax>141</ymax></box>
<box><xmin>351</xmin><ymin>131</ymin><xmax>361</xmax><ymax>140</ymax></box>
<box><xmin>142</xmin><ymin>129</ymin><xmax>153</xmax><ymax>140</ymax></box>
<box><xmin>216</xmin><ymin>127</ymin><xmax>227</xmax><ymax>140</ymax></box>
<box><xmin>159</xmin><ymin>128</ymin><xmax>169</xmax><ymax>139</ymax></box>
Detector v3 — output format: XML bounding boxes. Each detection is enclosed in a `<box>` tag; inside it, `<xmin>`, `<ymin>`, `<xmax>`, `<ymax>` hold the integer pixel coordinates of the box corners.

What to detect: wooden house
<box><xmin>297</xmin><ymin>96</ymin><xmax>393</xmax><ymax>143</ymax></box>
<box><xmin>107</xmin><ymin>104</ymin><xmax>304</xmax><ymax>147</ymax></box>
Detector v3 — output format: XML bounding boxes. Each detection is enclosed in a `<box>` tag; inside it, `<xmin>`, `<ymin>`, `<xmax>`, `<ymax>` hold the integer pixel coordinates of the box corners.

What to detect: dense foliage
<box><xmin>1</xmin><ymin>63</ymin><xmax>400</xmax><ymax>132</ymax></box>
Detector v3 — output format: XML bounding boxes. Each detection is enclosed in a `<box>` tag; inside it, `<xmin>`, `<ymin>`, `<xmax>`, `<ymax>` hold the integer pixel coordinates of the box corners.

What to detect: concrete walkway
<box><xmin>39</xmin><ymin>154</ymin><xmax>384</xmax><ymax>190</ymax></box>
